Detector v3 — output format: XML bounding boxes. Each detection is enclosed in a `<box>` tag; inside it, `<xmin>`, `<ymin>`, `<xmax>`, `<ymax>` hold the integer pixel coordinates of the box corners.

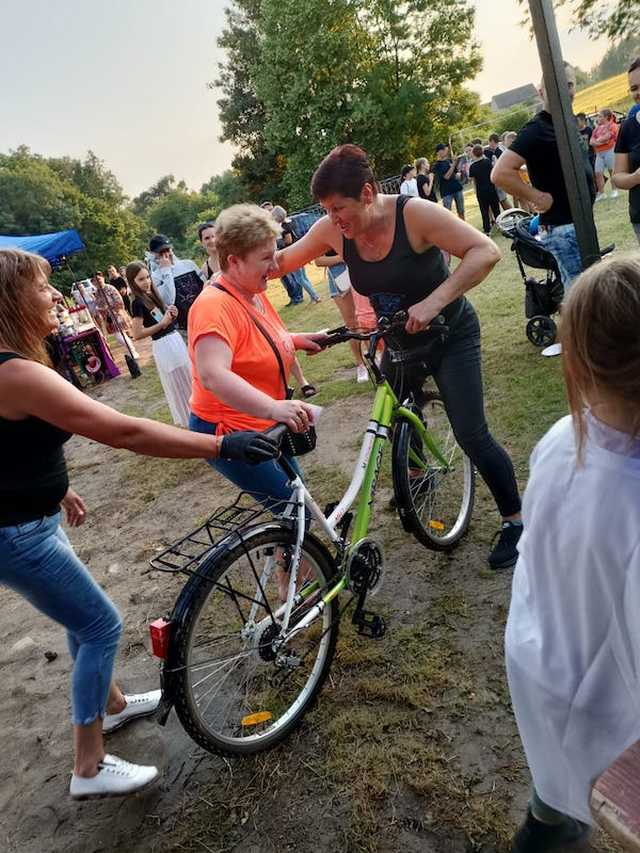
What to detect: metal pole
<box><xmin>528</xmin><ymin>0</ymin><xmax>601</xmax><ymax>269</ymax></box>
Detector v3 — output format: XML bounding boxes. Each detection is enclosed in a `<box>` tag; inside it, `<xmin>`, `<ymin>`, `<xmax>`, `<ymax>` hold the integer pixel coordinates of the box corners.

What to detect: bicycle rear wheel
<box><xmin>170</xmin><ymin>525</ymin><xmax>339</xmax><ymax>755</ymax></box>
<box><xmin>392</xmin><ymin>393</ymin><xmax>475</xmax><ymax>550</ymax></box>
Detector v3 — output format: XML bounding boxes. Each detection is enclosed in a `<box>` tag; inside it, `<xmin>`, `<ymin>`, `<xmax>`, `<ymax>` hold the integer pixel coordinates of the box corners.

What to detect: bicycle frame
<box><xmin>261</xmin><ymin>376</ymin><xmax>452</xmax><ymax>639</ymax></box>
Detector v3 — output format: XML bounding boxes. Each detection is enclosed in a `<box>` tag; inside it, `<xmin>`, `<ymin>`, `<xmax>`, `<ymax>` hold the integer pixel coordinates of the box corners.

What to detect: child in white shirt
<box><xmin>506</xmin><ymin>254</ymin><xmax>640</xmax><ymax>852</ymax></box>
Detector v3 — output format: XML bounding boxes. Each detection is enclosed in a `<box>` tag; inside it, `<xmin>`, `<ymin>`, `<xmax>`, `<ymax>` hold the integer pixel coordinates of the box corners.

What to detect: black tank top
<box><xmin>0</xmin><ymin>352</ymin><xmax>71</xmax><ymax>525</ymax></box>
<box><xmin>342</xmin><ymin>195</ymin><xmax>463</xmax><ymax>325</ymax></box>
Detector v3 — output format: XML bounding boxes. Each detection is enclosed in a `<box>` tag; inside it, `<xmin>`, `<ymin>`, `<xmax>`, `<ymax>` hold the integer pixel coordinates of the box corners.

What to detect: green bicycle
<box><xmin>149</xmin><ymin>312</ymin><xmax>475</xmax><ymax>755</ymax></box>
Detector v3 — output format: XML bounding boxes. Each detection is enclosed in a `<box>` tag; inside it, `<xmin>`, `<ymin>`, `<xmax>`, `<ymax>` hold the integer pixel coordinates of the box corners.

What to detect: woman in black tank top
<box><xmin>0</xmin><ymin>248</ymin><xmax>279</xmax><ymax>800</ymax></box>
<box><xmin>274</xmin><ymin>144</ymin><xmax>523</xmax><ymax>570</ymax></box>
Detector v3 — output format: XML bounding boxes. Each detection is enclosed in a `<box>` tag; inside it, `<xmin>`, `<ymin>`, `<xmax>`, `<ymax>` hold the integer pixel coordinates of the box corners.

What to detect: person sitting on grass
<box><xmin>505</xmin><ymin>254</ymin><xmax>640</xmax><ymax>852</ymax></box>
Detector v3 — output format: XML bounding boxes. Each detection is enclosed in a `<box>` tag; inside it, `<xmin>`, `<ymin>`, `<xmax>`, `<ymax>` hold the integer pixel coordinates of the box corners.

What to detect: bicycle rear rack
<box><xmin>149</xmin><ymin>492</ymin><xmax>294</xmax><ymax>577</ymax></box>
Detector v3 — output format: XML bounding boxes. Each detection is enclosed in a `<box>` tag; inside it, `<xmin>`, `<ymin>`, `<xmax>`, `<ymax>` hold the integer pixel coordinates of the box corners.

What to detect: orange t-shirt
<box><xmin>188</xmin><ymin>277</ymin><xmax>296</xmax><ymax>433</ymax></box>
<box><xmin>592</xmin><ymin>119</ymin><xmax>619</xmax><ymax>154</ymax></box>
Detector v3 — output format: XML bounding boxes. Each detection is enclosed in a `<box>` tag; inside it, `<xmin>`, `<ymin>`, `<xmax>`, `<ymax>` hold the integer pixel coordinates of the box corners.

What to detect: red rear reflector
<box><xmin>150</xmin><ymin>618</ymin><xmax>171</xmax><ymax>659</ymax></box>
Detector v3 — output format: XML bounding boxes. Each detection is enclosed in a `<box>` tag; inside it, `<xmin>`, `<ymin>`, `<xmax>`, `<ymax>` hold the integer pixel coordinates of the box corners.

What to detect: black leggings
<box><xmin>382</xmin><ymin>301</ymin><xmax>521</xmax><ymax>518</ymax></box>
<box><xmin>477</xmin><ymin>190</ymin><xmax>501</xmax><ymax>234</ymax></box>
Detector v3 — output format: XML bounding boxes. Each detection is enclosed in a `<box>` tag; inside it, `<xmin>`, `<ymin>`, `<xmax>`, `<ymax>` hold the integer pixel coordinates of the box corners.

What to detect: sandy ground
<box><xmin>0</xmin><ymin>340</ymin><xmax>617</xmax><ymax>853</ymax></box>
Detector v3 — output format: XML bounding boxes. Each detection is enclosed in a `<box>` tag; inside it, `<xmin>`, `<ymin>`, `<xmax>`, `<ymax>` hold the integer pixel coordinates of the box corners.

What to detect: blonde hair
<box><xmin>215</xmin><ymin>204</ymin><xmax>280</xmax><ymax>271</ymax></box>
<box><xmin>561</xmin><ymin>254</ymin><xmax>640</xmax><ymax>457</ymax></box>
<box><xmin>0</xmin><ymin>248</ymin><xmax>52</xmax><ymax>365</ymax></box>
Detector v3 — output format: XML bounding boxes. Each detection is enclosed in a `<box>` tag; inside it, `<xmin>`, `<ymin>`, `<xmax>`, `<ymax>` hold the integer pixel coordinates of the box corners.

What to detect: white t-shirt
<box><xmin>506</xmin><ymin>413</ymin><xmax>640</xmax><ymax>824</ymax></box>
<box><xmin>400</xmin><ymin>178</ymin><xmax>419</xmax><ymax>197</ymax></box>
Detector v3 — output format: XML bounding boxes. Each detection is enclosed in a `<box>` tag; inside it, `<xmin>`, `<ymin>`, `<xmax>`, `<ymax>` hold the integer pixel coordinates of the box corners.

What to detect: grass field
<box><xmin>574</xmin><ymin>72</ymin><xmax>630</xmax><ymax>115</ymax></box>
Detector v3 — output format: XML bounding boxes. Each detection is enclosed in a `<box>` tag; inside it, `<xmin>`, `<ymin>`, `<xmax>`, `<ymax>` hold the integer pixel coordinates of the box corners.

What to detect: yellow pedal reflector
<box><xmin>241</xmin><ymin>711</ymin><xmax>273</xmax><ymax>727</ymax></box>
<box><xmin>429</xmin><ymin>520</ymin><xmax>445</xmax><ymax>531</ymax></box>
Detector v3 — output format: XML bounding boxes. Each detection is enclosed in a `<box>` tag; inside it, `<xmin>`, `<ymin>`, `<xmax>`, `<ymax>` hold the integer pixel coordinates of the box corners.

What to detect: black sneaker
<box><xmin>488</xmin><ymin>520</ymin><xmax>523</xmax><ymax>570</ymax></box>
<box><xmin>512</xmin><ymin>808</ymin><xmax>590</xmax><ymax>853</ymax></box>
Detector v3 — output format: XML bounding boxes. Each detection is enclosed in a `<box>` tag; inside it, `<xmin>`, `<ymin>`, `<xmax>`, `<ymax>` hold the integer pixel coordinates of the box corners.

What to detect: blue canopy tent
<box><xmin>0</xmin><ymin>229</ymin><xmax>85</xmax><ymax>269</ymax></box>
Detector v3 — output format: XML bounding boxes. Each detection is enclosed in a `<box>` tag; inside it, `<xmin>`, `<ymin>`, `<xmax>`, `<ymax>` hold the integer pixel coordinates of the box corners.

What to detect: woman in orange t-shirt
<box><xmin>188</xmin><ymin>204</ymin><xmax>326</xmax><ymax>506</ymax></box>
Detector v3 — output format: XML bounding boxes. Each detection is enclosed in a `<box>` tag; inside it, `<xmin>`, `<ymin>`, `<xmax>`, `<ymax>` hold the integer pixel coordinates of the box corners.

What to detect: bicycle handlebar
<box><xmin>320</xmin><ymin>311</ymin><xmax>449</xmax><ymax>348</ymax></box>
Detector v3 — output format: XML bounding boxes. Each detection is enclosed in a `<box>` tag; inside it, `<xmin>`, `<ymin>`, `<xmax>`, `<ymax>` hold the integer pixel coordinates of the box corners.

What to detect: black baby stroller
<box><xmin>496</xmin><ymin>209</ymin><xmax>564</xmax><ymax>347</ymax></box>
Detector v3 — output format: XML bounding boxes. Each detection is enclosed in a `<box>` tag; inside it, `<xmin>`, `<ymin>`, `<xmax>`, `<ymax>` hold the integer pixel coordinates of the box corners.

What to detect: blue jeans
<box><xmin>0</xmin><ymin>513</ymin><xmax>122</xmax><ymax>725</ymax></box>
<box><xmin>442</xmin><ymin>190</ymin><xmax>465</xmax><ymax>215</ymax></box>
<box><xmin>189</xmin><ymin>413</ymin><xmax>304</xmax><ymax>511</ymax></box>
<box><xmin>281</xmin><ymin>274</ymin><xmax>303</xmax><ymax>304</ymax></box>
<box><xmin>540</xmin><ymin>223</ymin><xmax>582</xmax><ymax>294</ymax></box>
<box><xmin>290</xmin><ymin>267</ymin><xmax>320</xmax><ymax>301</ymax></box>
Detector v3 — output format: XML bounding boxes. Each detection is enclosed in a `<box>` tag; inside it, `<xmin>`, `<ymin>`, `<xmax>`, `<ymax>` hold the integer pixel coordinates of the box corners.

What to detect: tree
<box><xmin>146</xmin><ymin>188</ymin><xmax>207</xmax><ymax>256</ymax></box>
<box><xmin>250</xmin><ymin>0</ymin><xmax>482</xmax><ymax>206</ymax></box>
<box><xmin>0</xmin><ymin>147</ymin><xmax>147</xmax><ymax>288</ymax></box>
<box><xmin>518</xmin><ymin>0</ymin><xmax>640</xmax><ymax>41</ymax></box>
<box><xmin>131</xmin><ymin>175</ymin><xmax>183</xmax><ymax>217</ymax></box>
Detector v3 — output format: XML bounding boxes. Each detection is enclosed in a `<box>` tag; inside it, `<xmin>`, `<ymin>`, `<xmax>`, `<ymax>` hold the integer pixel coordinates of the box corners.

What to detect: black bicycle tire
<box><xmin>172</xmin><ymin>525</ymin><xmax>339</xmax><ymax>756</ymax></box>
<box><xmin>391</xmin><ymin>393</ymin><xmax>475</xmax><ymax>551</ymax></box>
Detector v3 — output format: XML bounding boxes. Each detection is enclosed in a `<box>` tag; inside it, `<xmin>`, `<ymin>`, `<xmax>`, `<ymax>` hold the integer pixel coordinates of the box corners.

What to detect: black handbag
<box><xmin>215</xmin><ymin>284</ymin><xmax>317</xmax><ymax>456</ymax></box>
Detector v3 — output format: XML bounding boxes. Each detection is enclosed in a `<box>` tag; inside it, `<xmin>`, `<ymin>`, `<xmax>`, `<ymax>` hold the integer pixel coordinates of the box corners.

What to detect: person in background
<box><xmin>590</xmin><ymin>108</ymin><xmax>619</xmax><ymax>201</ymax></box>
<box><xmin>456</xmin><ymin>144</ymin><xmax>474</xmax><ymax>186</ymax></box>
<box><xmin>127</xmin><ymin>262</ymin><xmax>192</xmax><ymax>426</ymax></box>
<box><xmin>469</xmin><ymin>145</ymin><xmax>501</xmax><ymax>235</ymax></box>
<box><xmin>106</xmin><ymin>264</ymin><xmax>131</xmax><ymax>315</ymax></box>
<box><xmin>415</xmin><ymin>158</ymin><xmax>438</xmax><ymax>202</ymax></box>
<box><xmin>484</xmin><ymin>134</ymin><xmax>510</xmax><ymax>210</ymax></box>
<box><xmin>271</xmin><ymin>206</ymin><xmax>321</xmax><ymax>304</ymax></box>
<box><xmin>198</xmin><ymin>220</ymin><xmax>220</xmax><ymax>282</ymax></box>
<box><xmin>400</xmin><ymin>164</ymin><xmax>419</xmax><ymax>197</ymax></box>
<box><xmin>148</xmin><ymin>234</ymin><xmax>204</xmax><ymax>340</ymax></box>
<box><xmin>505</xmin><ymin>255</ymin><xmax>640</xmax><ymax>853</ymax></box>
<box><xmin>315</xmin><ymin>250</ymin><xmax>369</xmax><ymax>383</ymax></box>
<box><xmin>71</xmin><ymin>279</ymin><xmax>103</xmax><ymax>333</ymax></box>
<box><xmin>613</xmin><ymin>57</ymin><xmax>640</xmax><ymax>243</ymax></box>
<box><xmin>92</xmin><ymin>272</ymin><xmax>139</xmax><ymax>358</ymax></box>
<box><xmin>492</xmin><ymin>63</ymin><xmax>594</xmax><ymax>357</ymax></box>
<box><xmin>431</xmin><ymin>143</ymin><xmax>465</xmax><ymax>220</ymax></box>
<box><xmin>576</xmin><ymin>112</ymin><xmax>595</xmax><ymax>170</ymax></box>
<box><xmin>0</xmin><ymin>248</ymin><xmax>277</xmax><ymax>799</ymax></box>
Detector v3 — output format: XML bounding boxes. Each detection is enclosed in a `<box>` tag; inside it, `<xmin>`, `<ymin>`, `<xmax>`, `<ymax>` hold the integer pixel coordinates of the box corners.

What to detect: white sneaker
<box><xmin>103</xmin><ymin>690</ymin><xmax>161</xmax><ymax>733</ymax></box>
<box><xmin>541</xmin><ymin>342</ymin><xmax>562</xmax><ymax>357</ymax></box>
<box><xmin>595</xmin><ymin>193</ymin><xmax>606</xmax><ymax>202</ymax></box>
<box><xmin>356</xmin><ymin>365</ymin><xmax>369</xmax><ymax>383</ymax></box>
<box><xmin>70</xmin><ymin>754</ymin><xmax>159</xmax><ymax>800</ymax></box>
<box><xmin>610</xmin><ymin>190</ymin><xmax>619</xmax><ymax>199</ymax></box>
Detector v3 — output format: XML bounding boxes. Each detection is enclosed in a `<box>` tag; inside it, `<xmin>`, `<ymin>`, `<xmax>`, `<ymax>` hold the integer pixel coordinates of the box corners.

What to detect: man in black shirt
<box><xmin>492</xmin><ymin>64</ymin><xmax>594</xmax><ymax>310</ymax></box>
<box><xmin>469</xmin><ymin>145</ymin><xmax>501</xmax><ymax>234</ymax></box>
<box><xmin>431</xmin><ymin>143</ymin><xmax>465</xmax><ymax>219</ymax></box>
<box><xmin>612</xmin><ymin>60</ymin><xmax>640</xmax><ymax>243</ymax></box>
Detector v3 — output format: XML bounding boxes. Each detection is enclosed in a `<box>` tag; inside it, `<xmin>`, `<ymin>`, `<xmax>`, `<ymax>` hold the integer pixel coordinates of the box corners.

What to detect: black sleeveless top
<box><xmin>0</xmin><ymin>352</ymin><xmax>72</xmax><ymax>525</ymax></box>
<box><xmin>342</xmin><ymin>195</ymin><xmax>463</xmax><ymax>327</ymax></box>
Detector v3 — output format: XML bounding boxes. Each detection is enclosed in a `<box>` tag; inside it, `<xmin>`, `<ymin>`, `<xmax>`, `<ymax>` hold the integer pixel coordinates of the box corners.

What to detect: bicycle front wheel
<box><xmin>170</xmin><ymin>525</ymin><xmax>339</xmax><ymax>756</ymax></box>
<box><xmin>392</xmin><ymin>393</ymin><xmax>475</xmax><ymax>550</ymax></box>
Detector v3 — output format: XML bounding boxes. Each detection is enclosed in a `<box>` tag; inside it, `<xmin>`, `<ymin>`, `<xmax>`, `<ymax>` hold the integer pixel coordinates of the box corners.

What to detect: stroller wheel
<box><xmin>526</xmin><ymin>315</ymin><xmax>557</xmax><ymax>347</ymax></box>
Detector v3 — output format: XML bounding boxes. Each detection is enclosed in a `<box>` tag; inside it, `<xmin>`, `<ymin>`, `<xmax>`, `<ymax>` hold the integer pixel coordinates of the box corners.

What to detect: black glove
<box><xmin>220</xmin><ymin>431</ymin><xmax>280</xmax><ymax>465</ymax></box>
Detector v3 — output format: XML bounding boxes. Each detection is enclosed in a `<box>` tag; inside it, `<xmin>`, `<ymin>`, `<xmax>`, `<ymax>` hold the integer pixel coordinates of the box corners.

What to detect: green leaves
<box><xmin>215</xmin><ymin>0</ymin><xmax>483</xmax><ymax>207</ymax></box>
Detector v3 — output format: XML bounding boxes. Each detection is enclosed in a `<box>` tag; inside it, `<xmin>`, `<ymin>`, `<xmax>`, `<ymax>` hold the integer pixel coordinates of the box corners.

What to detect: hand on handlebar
<box><xmin>220</xmin><ymin>431</ymin><xmax>280</xmax><ymax>465</ymax></box>
<box><xmin>293</xmin><ymin>331</ymin><xmax>332</xmax><ymax>353</ymax></box>
<box><xmin>405</xmin><ymin>302</ymin><xmax>439</xmax><ymax>335</ymax></box>
<box><xmin>269</xmin><ymin>399</ymin><xmax>314</xmax><ymax>433</ymax></box>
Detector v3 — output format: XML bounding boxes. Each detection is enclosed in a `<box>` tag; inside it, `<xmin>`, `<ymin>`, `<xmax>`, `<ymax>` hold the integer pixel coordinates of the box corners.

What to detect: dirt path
<box><xmin>0</xmin><ymin>351</ymin><xmax>619</xmax><ymax>853</ymax></box>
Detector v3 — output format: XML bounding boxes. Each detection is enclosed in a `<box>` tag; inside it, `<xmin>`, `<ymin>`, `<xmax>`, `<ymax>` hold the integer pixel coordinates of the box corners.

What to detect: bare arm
<box><xmin>403</xmin><ymin>199</ymin><xmax>501</xmax><ymax>332</ymax></box>
<box><xmin>612</xmin><ymin>152</ymin><xmax>640</xmax><ymax>189</ymax></box>
<box><xmin>274</xmin><ymin>217</ymin><xmax>339</xmax><ymax>276</ymax></box>
<box><xmin>131</xmin><ymin>311</ymin><xmax>174</xmax><ymax>341</ymax></box>
<box><xmin>194</xmin><ymin>335</ymin><xmax>315</xmax><ymax>430</ymax></box>
<box><xmin>314</xmin><ymin>253</ymin><xmax>344</xmax><ymax>268</ymax></box>
<box><xmin>492</xmin><ymin>150</ymin><xmax>552</xmax><ymax>212</ymax></box>
<box><xmin>0</xmin><ymin>360</ymin><xmax>219</xmax><ymax>459</ymax></box>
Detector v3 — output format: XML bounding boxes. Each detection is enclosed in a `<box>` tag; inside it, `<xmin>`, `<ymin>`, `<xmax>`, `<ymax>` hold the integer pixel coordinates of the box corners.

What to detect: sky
<box><xmin>2</xmin><ymin>0</ymin><xmax>612</xmax><ymax>199</ymax></box>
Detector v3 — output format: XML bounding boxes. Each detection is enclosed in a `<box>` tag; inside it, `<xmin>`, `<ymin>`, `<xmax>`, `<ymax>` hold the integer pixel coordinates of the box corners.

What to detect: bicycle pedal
<box><xmin>352</xmin><ymin>609</ymin><xmax>386</xmax><ymax>640</ymax></box>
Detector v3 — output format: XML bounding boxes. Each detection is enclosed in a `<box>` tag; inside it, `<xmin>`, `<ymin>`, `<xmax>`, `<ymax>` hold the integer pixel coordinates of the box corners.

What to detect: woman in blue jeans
<box><xmin>0</xmin><ymin>248</ymin><xmax>277</xmax><ymax>799</ymax></box>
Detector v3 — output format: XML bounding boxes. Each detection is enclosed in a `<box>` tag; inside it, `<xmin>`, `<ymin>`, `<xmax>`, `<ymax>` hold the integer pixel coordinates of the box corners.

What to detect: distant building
<box><xmin>491</xmin><ymin>83</ymin><xmax>540</xmax><ymax>111</ymax></box>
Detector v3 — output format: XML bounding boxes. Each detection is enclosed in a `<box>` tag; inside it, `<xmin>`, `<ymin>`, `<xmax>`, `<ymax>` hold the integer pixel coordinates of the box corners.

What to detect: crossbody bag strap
<box><xmin>214</xmin><ymin>283</ymin><xmax>292</xmax><ymax>399</ymax></box>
